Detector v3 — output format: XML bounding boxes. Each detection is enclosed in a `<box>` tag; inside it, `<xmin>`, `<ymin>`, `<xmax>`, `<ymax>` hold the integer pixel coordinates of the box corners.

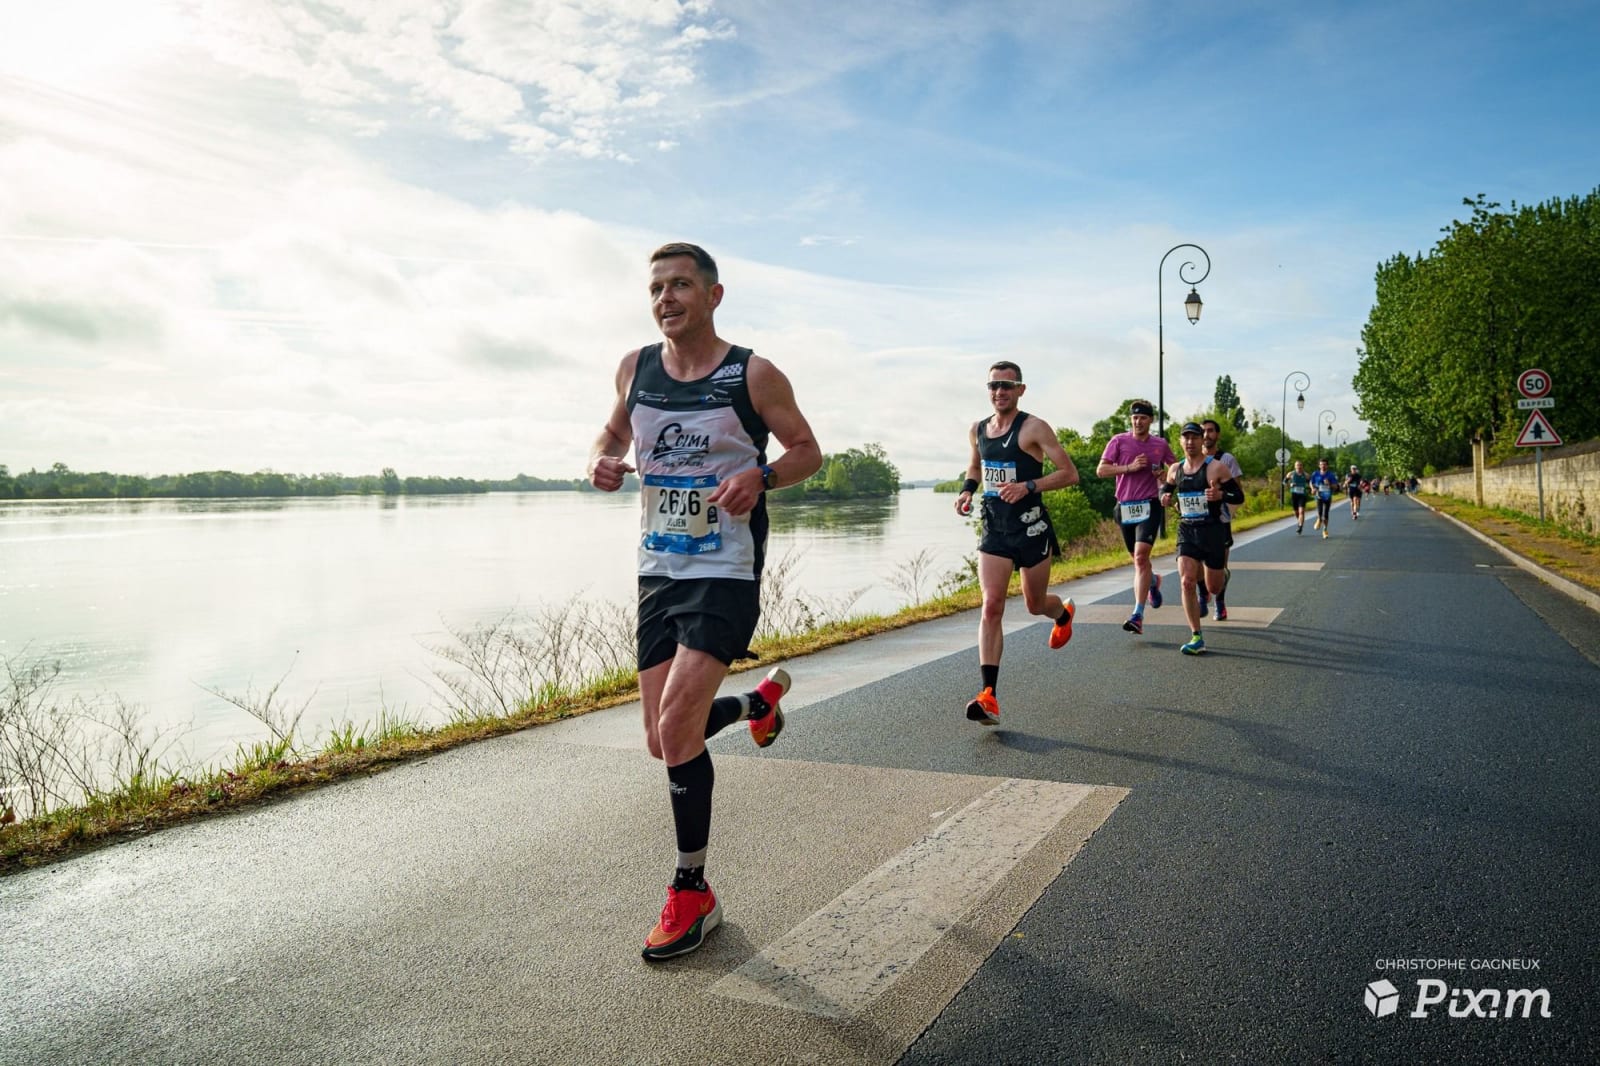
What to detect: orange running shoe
<box><xmin>1048</xmin><ymin>597</ymin><xmax>1077</xmax><ymax>649</ymax></box>
<box><xmin>641</xmin><ymin>883</ymin><xmax>721</xmax><ymax>961</ymax></box>
<box><xmin>965</xmin><ymin>687</ymin><xmax>1000</xmax><ymax>725</ymax></box>
<box><xmin>748</xmin><ymin>667</ymin><xmax>790</xmax><ymax>748</ymax></box>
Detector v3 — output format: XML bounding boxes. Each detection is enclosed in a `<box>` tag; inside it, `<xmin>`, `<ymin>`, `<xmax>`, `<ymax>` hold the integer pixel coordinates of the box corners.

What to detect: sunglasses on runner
<box><xmin>986</xmin><ymin>380</ymin><xmax>1022</xmax><ymax>391</ymax></box>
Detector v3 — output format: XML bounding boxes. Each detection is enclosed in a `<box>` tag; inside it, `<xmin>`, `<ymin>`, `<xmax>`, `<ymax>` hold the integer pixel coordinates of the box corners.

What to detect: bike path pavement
<box><xmin>3</xmin><ymin>499</ymin><xmax>1596</xmax><ymax>1064</ymax></box>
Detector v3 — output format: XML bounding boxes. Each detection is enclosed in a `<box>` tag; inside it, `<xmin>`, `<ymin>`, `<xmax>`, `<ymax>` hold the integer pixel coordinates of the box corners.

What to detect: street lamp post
<box><xmin>1336</xmin><ymin>429</ymin><xmax>1350</xmax><ymax>468</ymax></box>
<box><xmin>1317</xmin><ymin>409</ymin><xmax>1337</xmax><ymax>459</ymax></box>
<box><xmin>1280</xmin><ymin>370</ymin><xmax>1309</xmax><ymax>505</ymax></box>
<box><xmin>1157</xmin><ymin>243</ymin><xmax>1210</xmax><ymax>438</ymax></box>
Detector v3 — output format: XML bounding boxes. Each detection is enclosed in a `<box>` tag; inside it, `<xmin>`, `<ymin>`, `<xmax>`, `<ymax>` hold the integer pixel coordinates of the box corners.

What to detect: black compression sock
<box><xmin>673</xmin><ymin>865</ymin><xmax>707</xmax><ymax>892</ymax></box>
<box><xmin>981</xmin><ymin>664</ymin><xmax>999</xmax><ymax>693</ymax></box>
<box><xmin>666</xmin><ymin>749</ymin><xmax>714</xmax><ymax>858</ymax></box>
<box><xmin>704</xmin><ymin>695</ymin><xmax>746</xmax><ymax>738</ymax></box>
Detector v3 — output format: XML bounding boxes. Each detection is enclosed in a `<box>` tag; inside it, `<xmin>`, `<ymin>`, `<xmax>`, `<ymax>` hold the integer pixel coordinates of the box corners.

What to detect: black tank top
<box><xmin>1173</xmin><ymin>457</ymin><xmax>1222</xmax><ymax>526</ymax></box>
<box><xmin>976</xmin><ymin>411</ymin><xmax>1045</xmax><ymax>534</ymax></box>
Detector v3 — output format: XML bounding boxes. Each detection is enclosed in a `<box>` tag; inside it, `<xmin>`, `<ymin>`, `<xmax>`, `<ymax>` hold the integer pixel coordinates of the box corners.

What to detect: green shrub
<box><xmin>1043</xmin><ymin>485</ymin><xmax>1099</xmax><ymax>542</ymax></box>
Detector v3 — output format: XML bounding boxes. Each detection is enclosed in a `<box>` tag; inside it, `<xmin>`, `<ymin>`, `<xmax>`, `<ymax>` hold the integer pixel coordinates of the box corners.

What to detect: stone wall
<box><xmin>1420</xmin><ymin>445</ymin><xmax>1600</xmax><ymax>535</ymax></box>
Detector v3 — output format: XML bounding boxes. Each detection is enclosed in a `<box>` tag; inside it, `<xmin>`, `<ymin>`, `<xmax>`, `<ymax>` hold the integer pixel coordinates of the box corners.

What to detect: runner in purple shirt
<box><xmin>1095</xmin><ymin>400</ymin><xmax>1179</xmax><ymax>635</ymax></box>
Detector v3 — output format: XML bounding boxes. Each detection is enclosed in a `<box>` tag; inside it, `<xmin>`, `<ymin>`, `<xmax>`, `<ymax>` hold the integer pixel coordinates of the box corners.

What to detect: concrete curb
<box><xmin>1408</xmin><ymin>494</ymin><xmax>1600</xmax><ymax>614</ymax></box>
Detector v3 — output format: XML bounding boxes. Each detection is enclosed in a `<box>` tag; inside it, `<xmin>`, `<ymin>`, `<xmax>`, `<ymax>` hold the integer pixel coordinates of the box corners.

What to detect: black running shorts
<box><xmin>1119</xmin><ymin>498</ymin><xmax>1165</xmax><ymax>553</ymax></box>
<box><xmin>637</xmin><ymin>576</ymin><xmax>760</xmax><ymax>671</ymax></box>
<box><xmin>1176</xmin><ymin>523</ymin><xmax>1229</xmax><ymax>571</ymax></box>
<box><xmin>979</xmin><ymin>520</ymin><xmax>1058</xmax><ymax>571</ymax></box>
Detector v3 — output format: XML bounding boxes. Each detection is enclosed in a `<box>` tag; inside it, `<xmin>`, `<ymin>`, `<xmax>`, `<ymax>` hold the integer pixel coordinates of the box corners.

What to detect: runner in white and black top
<box><xmin>954</xmin><ymin>361</ymin><xmax>1081</xmax><ymax>727</ymax></box>
<box><xmin>589</xmin><ymin>242</ymin><xmax>822</xmax><ymax>962</ymax></box>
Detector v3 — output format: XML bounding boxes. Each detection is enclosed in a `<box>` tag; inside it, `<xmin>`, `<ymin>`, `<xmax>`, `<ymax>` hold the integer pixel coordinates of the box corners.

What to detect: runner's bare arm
<box><xmin>1027</xmin><ymin>418</ymin><xmax>1080</xmax><ymax>492</ymax></box>
<box><xmin>1159</xmin><ymin>461</ymin><xmax>1181</xmax><ymax>505</ymax></box>
<box><xmin>707</xmin><ymin>354</ymin><xmax>822</xmax><ymax>517</ymax></box>
<box><xmin>587</xmin><ymin>350</ymin><xmax>639</xmax><ymax>492</ymax></box>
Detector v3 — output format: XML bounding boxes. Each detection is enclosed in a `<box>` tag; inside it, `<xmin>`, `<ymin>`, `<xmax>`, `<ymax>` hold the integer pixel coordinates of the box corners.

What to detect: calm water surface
<box><xmin>0</xmin><ymin>489</ymin><xmax>975</xmax><ymax>764</ymax></box>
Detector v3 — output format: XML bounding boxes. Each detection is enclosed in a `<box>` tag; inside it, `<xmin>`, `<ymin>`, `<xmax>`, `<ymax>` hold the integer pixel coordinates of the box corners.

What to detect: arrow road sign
<box><xmin>1515</xmin><ymin>409</ymin><xmax>1563</xmax><ymax>447</ymax></box>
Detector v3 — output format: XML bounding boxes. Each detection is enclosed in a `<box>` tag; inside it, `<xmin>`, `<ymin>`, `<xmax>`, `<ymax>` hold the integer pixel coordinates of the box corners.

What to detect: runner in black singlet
<box><xmin>1159</xmin><ymin>423</ymin><xmax>1244</xmax><ymax>656</ymax></box>
<box><xmin>954</xmin><ymin>361</ymin><xmax>1081</xmax><ymax>726</ymax></box>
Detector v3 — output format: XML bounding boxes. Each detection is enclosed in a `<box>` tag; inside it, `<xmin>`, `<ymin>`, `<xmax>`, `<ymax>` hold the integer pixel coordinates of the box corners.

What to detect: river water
<box><xmin>0</xmin><ymin>489</ymin><xmax>976</xmax><ymax>765</ymax></box>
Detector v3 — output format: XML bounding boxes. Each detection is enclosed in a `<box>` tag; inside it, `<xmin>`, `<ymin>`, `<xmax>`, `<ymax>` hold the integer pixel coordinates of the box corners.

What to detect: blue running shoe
<box><xmin>1122</xmin><ymin>614</ymin><xmax>1144</xmax><ymax>635</ymax></box>
<box><xmin>1148</xmin><ymin>572</ymin><xmax>1163</xmax><ymax>610</ymax></box>
<box><xmin>1181</xmin><ymin>633</ymin><xmax>1206</xmax><ymax>656</ymax></box>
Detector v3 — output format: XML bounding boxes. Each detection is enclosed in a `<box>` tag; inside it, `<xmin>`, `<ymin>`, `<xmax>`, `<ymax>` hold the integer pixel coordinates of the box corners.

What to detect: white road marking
<box><xmin>710</xmin><ymin>777</ymin><xmax>1105</xmax><ymax>1019</ymax></box>
<box><xmin>1072</xmin><ymin>604</ymin><xmax>1282</xmax><ymax>628</ymax></box>
<box><xmin>1224</xmin><ymin>561</ymin><xmax>1325</xmax><ymax>571</ymax></box>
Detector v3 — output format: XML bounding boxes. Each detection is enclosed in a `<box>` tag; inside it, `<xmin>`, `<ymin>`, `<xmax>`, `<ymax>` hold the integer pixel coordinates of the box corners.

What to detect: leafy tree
<box><xmin>1355</xmin><ymin>189</ymin><xmax>1600</xmax><ymax>473</ymax></box>
<box><xmin>380</xmin><ymin>467</ymin><xmax>401</xmax><ymax>495</ymax></box>
<box><xmin>1213</xmin><ymin>376</ymin><xmax>1246</xmax><ymax>431</ymax></box>
<box><xmin>803</xmin><ymin>443</ymin><xmax>901</xmax><ymax>500</ymax></box>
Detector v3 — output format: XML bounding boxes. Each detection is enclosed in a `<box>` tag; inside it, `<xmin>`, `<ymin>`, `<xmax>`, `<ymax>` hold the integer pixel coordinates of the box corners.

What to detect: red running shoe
<box><xmin>748</xmin><ymin>667</ymin><xmax>790</xmax><ymax>748</ymax></box>
<box><xmin>1048</xmin><ymin>597</ymin><xmax>1077</xmax><ymax>649</ymax></box>
<box><xmin>965</xmin><ymin>687</ymin><xmax>1000</xmax><ymax>725</ymax></box>
<box><xmin>641</xmin><ymin>883</ymin><xmax>721</xmax><ymax>961</ymax></box>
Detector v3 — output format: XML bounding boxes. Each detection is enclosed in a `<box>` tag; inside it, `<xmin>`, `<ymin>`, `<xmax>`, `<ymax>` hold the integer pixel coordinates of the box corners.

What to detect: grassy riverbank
<box><xmin>11</xmin><ymin>494</ymin><xmax>1581</xmax><ymax>874</ymax></box>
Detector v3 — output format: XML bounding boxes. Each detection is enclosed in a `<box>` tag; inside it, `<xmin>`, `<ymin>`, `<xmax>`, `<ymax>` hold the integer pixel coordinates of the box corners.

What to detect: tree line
<box><xmin>0</xmin><ymin>445</ymin><xmax>903</xmax><ymax>502</ymax></box>
<box><xmin>1355</xmin><ymin>190</ymin><xmax>1600</xmax><ymax>475</ymax></box>
<box><xmin>0</xmin><ymin>464</ymin><xmax>593</xmax><ymax>501</ymax></box>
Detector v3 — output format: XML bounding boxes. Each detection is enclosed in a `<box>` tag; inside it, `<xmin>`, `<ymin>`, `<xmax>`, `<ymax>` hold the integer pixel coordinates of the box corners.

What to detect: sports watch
<box><xmin>760</xmin><ymin>464</ymin><xmax>776</xmax><ymax>490</ymax></box>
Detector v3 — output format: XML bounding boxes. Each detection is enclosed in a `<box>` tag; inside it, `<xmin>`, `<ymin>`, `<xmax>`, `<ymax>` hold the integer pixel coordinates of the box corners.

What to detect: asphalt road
<box><xmin>4</xmin><ymin>495</ymin><xmax>1596</xmax><ymax>1064</ymax></box>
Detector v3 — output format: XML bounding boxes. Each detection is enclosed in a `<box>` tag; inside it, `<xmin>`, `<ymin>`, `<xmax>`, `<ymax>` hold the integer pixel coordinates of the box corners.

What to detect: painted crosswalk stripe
<box><xmin>710</xmin><ymin>777</ymin><xmax>1106</xmax><ymax>1019</ymax></box>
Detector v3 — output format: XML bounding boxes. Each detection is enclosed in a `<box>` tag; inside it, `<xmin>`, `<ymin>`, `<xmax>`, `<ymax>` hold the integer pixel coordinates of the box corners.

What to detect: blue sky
<box><xmin>2</xmin><ymin>0</ymin><xmax>1597</xmax><ymax>481</ymax></box>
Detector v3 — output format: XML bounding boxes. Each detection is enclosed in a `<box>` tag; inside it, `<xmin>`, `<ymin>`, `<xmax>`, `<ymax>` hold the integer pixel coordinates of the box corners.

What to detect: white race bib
<box><xmin>981</xmin><ymin>460</ymin><xmax>1016</xmax><ymax>497</ymax></box>
<box><xmin>642</xmin><ymin>473</ymin><xmax>721</xmax><ymax>555</ymax></box>
<box><xmin>1177</xmin><ymin>491</ymin><xmax>1209</xmax><ymax>522</ymax></box>
<box><xmin>1118</xmin><ymin>499</ymin><xmax>1151</xmax><ymax>526</ymax></box>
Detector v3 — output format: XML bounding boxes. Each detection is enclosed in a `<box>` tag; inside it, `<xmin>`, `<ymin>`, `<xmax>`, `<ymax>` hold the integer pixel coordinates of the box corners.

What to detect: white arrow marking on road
<box><xmin>711</xmin><ymin>778</ymin><xmax>1111</xmax><ymax>1019</ymax></box>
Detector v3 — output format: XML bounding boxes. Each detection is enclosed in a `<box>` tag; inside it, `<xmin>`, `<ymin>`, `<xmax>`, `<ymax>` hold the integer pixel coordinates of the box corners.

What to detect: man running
<box><xmin>1200</xmin><ymin>418</ymin><xmax>1244</xmax><ymax>621</ymax></box>
<box><xmin>1160</xmin><ymin>422</ymin><xmax>1245</xmax><ymax>655</ymax></box>
<box><xmin>954</xmin><ymin>361</ymin><xmax>1081</xmax><ymax>725</ymax></box>
<box><xmin>1284</xmin><ymin>459</ymin><xmax>1311</xmax><ymax>534</ymax></box>
<box><xmin>1095</xmin><ymin>400</ymin><xmax>1177</xmax><ymax>635</ymax></box>
<box><xmin>588</xmin><ymin>242</ymin><xmax>822</xmax><ymax>961</ymax></box>
<box><xmin>1345</xmin><ymin>465</ymin><xmax>1364</xmax><ymax>520</ymax></box>
<box><xmin>1310</xmin><ymin>458</ymin><xmax>1339</xmax><ymax>539</ymax></box>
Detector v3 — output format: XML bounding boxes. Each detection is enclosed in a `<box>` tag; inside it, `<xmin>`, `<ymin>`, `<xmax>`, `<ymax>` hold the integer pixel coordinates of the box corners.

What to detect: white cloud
<box><xmin>171</xmin><ymin>0</ymin><xmax>734</xmax><ymax>158</ymax></box>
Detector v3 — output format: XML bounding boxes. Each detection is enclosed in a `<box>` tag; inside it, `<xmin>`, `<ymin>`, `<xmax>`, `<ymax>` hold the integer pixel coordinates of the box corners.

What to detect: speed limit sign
<box><xmin>1517</xmin><ymin>368</ymin><xmax>1552</xmax><ymax>399</ymax></box>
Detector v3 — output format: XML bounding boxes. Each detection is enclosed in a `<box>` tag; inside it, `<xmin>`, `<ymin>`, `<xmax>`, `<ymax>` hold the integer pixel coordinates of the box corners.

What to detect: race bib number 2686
<box><xmin>642</xmin><ymin>473</ymin><xmax>721</xmax><ymax>555</ymax></box>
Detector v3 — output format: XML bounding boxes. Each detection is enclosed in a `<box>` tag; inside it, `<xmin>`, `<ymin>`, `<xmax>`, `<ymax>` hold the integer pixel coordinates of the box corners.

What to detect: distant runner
<box><xmin>1096</xmin><ymin>400</ymin><xmax>1178</xmax><ymax>635</ymax></box>
<box><xmin>1284</xmin><ymin>460</ymin><xmax>1311</xmax><ymax>534</ymax></box>
<box><xmin>1345</xmin><ymin>465</ymin><xmax>1364</xmax><ymax>520</ymax></box>
<box><xmin>1310</xmin><ymin>458</ymin><xmax>1339</xmax><ymax>539</ymax></box>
